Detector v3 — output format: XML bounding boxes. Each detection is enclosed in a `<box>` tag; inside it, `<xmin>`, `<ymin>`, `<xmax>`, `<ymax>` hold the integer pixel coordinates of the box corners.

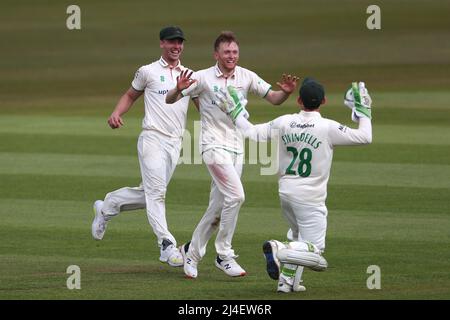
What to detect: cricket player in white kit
<box><xmin>166</xmin><ymin>31</ymin><xmax>299</xmax><ymax>278</ymax></box>
<box><xmin>215</xmin><ymin>78</ymin><xmax>373</xmax><ymax>291</ymax></box>
<box><xmin>91</xmin><ymin>26</ymin><xmax>195</xmax><ymax>267</ymax></box>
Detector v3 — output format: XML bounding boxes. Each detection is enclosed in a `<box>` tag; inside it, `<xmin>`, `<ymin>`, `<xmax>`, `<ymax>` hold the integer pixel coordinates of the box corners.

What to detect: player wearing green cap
<box><xmin>215</xmin><ymin>79</ymin><xmax>373</xmax><ymax>292</ymax></box>
<box><xmin>91</xmin><ymin>26</ymin><xmax>198</xmax><ymax>268</ymax></box>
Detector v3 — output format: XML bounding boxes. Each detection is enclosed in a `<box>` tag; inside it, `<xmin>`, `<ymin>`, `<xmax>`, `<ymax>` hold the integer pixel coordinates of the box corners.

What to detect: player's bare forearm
<box><xmin>108</xmin><ymin>87</ymin><xmax>142</xmax><ymax>129</ymax></box>
<box><xmin>265</xmin><ymin>90</ymin><xmax>290</xmax><ymax>105</ymax></box>
<box><xmin>265</xmin><ymin>74</ymin><xmax>300</xmax><ymax>105</ymax></box>
<box><xmin>166</xmin><ymin>88</ymin><xmax>183</xmax><ymax>104</ymax></box>
<box><xmin>166</xmin><ymin>69</ymin><xmax>196</xmax><ymax>104</ymax></box>
<box><xmin>114</xmin><ymin>94</ymin><xmax>134</xmax><ymax>114</ymax></box>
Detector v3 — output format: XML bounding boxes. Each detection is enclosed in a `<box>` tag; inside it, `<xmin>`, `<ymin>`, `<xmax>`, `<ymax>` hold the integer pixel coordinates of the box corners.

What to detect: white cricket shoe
<box><xmin>215</xmin><ymin>256</ymin><xmax>246</xmax><ymax>277</ymax></box>
<box><xmin>180</xmin><ymin>242</ymin><xmax>198</xmax><ymax>278</ymax></box>
<box><xmin>293</xmin><ymin>282</ymin><xmax>307</xmax><ymax>292</ymax></box>
<box><xmin>277</xmin><ymin>275</ymin><xmax>306</xmax><ymax>293</ymax></box>
<box><xmin>91</xmin><ymin>200</ymin><xmax>107</xmax><ymax>240</ymax></box>
<box><xmin>159</xmin><ymin>239</ymin><xmax>183</xmax><ymax>267</ymax></box>
<box><xmin>277</xmin><ymin>277</ymin><xmax>293</xmax><ymax>293</ymax></box>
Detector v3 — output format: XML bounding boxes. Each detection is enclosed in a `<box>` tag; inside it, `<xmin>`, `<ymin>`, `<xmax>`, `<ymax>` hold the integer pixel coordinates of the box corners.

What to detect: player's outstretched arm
<box><xmin>215</xmin><ymin>86</ymin><xmax>272</xmax><ymax>141</ymax></box>
<box><xmin>265</xmin><ymin>74</ymin><xmax>300</xmax><ymax>105</ymax></box>
<box><xmin>108</xmin><ymin>87</ymin><xmax>142</xmax><ymax>129</ymax></box>
<box><xmin>166</xmin><ymin>69</ymin><xmax>196</xmax><ymax>104</ymax></box>
<box><xmin>331</xmin><ymin>82</ymin><xmax>373</xmax><ymax>145</ymax></box>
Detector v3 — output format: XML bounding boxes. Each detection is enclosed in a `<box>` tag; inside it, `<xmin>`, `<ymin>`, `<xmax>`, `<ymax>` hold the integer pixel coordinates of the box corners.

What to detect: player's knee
<box><xmin>104</xmin><ymin>190</ymin><xmax>119</xmax><ymax>203</ymax></box>
<box><xmin>145</xmin><ymin>187</ymin><xmax>167</xmax><ymax>201</ymax></box>
<box><xmin>223</xmin><ymin>196</ymin><xmax>244</xmax><ymax>208</ymax></box>
<box><xmin>103</xmin><ymin>192</ymin><xmax>120</xmax><ymax>212</ymax></box>
<box><xmin>237</xmin><ymin>193</ymin><xmax>245</xmax><ymax>204</ymax></box>
<box><xmin>226</xmin><ymin>192</ymin><xmax>245</xmax><ymax>205</ymax></box>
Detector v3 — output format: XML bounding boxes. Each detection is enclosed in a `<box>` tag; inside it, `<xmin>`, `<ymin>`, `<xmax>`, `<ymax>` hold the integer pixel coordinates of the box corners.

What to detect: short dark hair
<box><xmin>214</xmin><ymin>31</ymin><xmax>239</xmax><ymax>51</ymax></box>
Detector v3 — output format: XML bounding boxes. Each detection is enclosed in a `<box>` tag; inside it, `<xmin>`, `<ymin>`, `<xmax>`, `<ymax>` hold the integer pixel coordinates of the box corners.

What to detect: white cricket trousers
<box><xmin>102</xmin><ymin>184</ymin><xmax>146</xmax><ymax>217</ymax></box>
<box><xmin>189</xmin><ymin>148</ymin><xmax>245</xmax><ymax>261</ymax></box>
<box><xmin>279</xmin><ymin>194</ymin><xmax>328</xmax><ymax>252</ymax></box>
<box><xmin>101</xmin><ymin>129</ymin><xmax>181</xmax><ymax>247</ymax></box>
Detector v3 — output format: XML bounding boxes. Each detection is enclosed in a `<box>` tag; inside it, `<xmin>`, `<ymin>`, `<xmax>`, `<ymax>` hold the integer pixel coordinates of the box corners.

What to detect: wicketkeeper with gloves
<box><xmin>215</xmin><ymin>78</ymin><xmax>373</xmax><ymax>292</ymax></box>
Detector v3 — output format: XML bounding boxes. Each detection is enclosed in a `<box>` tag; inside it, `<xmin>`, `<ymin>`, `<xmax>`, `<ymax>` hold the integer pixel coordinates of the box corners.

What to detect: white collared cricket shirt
<box><xmin>132</xmin><ymin>57</ymin><xmax>190</xmax><ymax>138</ymax></box>
<box><xmin>237</xmin><ymin>111</ymin><xmax>372</xmax><ymax>206</ymax></box>
<box><xmin>181</xmin><ymin>64</ymin><xmax>271</xmax><ymax>153</ymax></box>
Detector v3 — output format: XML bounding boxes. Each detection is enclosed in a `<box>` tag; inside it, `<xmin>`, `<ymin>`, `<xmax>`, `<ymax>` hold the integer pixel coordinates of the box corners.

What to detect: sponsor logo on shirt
<box><xmin>289</xmin><ymin>122</ymin><xmax>315</xmax><ymax>129</ymax></box>
<box><xmin>160</xmin><ymin>76</ymin><xmax>165</xmax><ymax>82</ymax></box>
<box><xmin>338</xmin><ymin>124</ymin><xmax>347</xmax><ymax>132</ymax></box>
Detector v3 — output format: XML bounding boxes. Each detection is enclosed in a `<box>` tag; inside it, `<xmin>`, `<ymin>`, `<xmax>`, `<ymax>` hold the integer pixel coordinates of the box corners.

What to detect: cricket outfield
<box><xmin>0</xmin><ymin>0</ymin><xmax>449</xmax><ymax>299</ymax></box>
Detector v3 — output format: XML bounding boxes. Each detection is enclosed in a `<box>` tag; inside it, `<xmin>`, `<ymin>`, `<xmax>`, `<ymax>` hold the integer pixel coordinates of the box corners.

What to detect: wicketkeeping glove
<box><xmin>215</xmin><ymin>86</ymin><xmax>249</xmax><ymax>122</ymax></box>
<box><xmin>344</xmin><ymin>82</ymin><xmax>372</xmax><ymax>122</ymax></box>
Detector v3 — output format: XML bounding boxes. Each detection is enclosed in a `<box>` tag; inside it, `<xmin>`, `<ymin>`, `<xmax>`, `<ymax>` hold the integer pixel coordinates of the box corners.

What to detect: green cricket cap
<box><xmin>159</xmin><ymin>26</ymin><xmax>185</xmax><ymax>41</ymax></box>
<box><xmin>299</xmin><ymin>77</ymin><xmax>325</xmax><ymax>108</ymax></box>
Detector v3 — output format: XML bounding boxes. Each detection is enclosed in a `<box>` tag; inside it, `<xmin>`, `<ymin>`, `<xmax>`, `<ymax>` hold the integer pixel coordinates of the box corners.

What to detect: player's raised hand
<box><xmin>108</xmin><ymin>112</ymin><xmax>124</xmax><ymax>129</ymax></box>
<box><xmin>344</xmin><ymin>82</ymin><xmax>372</xmax><ymax>122</ymax></box>
<box><xmin>276</xmin><ymin>74</ymin><xmax>300</xmax><ymax>94</ymax></box>
<box><xmin>176</xmin><ymin>69</ymin><xmax>197</xmax><ymax>91</ymax></box>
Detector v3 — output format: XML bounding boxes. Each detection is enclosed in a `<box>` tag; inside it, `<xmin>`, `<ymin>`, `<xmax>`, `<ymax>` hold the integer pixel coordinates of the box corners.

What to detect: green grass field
<box><xmin>1</xmin><ymin>0</ymin><xmax>449</xmax><ymax>300</ymax></box>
